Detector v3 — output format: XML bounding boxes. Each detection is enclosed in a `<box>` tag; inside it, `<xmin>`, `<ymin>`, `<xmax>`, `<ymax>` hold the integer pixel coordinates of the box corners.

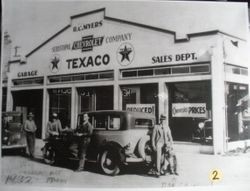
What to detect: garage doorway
<box><xmin>12</xmin><ymin>90</ymin><xmax>43</xmax><ymax>138</ymax></box>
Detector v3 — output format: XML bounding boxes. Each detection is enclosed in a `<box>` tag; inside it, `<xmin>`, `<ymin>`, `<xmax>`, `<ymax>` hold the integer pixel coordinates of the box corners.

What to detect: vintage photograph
<box><xmin>1</xmin><ymin>0</ymin><xmax>250</xmax><ymax>190</ymax></box>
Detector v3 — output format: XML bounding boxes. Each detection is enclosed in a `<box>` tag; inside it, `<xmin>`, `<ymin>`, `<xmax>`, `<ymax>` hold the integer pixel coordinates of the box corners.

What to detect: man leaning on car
<box><xmin>75</xmin><ymin>113</ymin><xmax>93</xmax><ymax>172</ymax></box>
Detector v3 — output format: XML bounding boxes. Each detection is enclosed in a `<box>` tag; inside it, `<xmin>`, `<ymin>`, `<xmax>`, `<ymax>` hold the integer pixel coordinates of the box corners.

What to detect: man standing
<box><xmin>46</xmin><ymin>113</ymin><xmax>63</xmax><ymax>138</ymax></box>
<box><xmin>24</xmin><ymin>112</ymin><xmax>37</xmax><ymax>158</ymax></box>
<box><xmin>151</xmin><ymin>114</ymin><xmax>174</xmax><ymax>177</ymax></box>
<box><xmin>75</xmin><ymin>113</ymin><xmax>93</xmax><ymax>172</ymax></box>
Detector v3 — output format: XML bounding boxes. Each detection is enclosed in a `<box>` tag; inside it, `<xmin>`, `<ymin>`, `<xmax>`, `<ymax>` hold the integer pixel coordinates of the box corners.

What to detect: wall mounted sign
<box><xmin>105</xmin><ymin>33</ymin><xmax>132</xmax><ymax>44</ymax></box>
<box><xmin>152</xmin><ymin>53</ymin><xmax>198</xmax><ymax>64</ymax></box>
<box><xmin>52</xmin><ymin>44</ymin><xmax>71</xmax><ymax>52</ymax></box>
<box><xmin>116</xmin><ymin>42</ymin><xmax>135</xmax><ymax>66</ymax></box>
<box><xmin>17</xmin><ymin>70</ymin><xmax>38</xmax><ymax>78</ymax></box>
<box><xmin>126</xmin><ymin>104</ymin><xmax>155</xmax><ymax>115</ymax></box>
<box><xmin>66</xmin><ymin>54</ymin><xmax>110</xmax><ymax>69</ymax></box>
<box><xmin>49</xmin><ymin>54</ymin><xmax>61</xmax><ymax>73</ymax></box>
<box><xmin>72</xmin><ymin>35</ymin><xmax>104</xmax><ymax>52</ymax></box>
<box><xmin>51</xmin><ymin>88</ymin><xmax>71</xmax><ymax>95</ymax></box>
<box><xmin>122</xmin><ymin>88</ymin><xmax>132</xmax><ymax>97</ymax></box>
<box><xmin>73</xmin><ymin>20</ymin><xmax>103</xmax><ymax>32</ymax></box>
<box><xmin>172</xmin><ymin>103</ymin><xmax>207</xmax><ymax>118</ymax></box>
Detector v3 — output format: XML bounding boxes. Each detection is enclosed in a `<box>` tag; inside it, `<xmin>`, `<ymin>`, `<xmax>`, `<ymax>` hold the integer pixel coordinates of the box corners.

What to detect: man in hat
<box><xmin>74</xmin><ymin>113</ymin><xmax>93</xmax><ymax>172</ymax></box>
<box><xmin>151</xmin><ymin>114</ymin><xmax>174</xmax><ymax>177</ymax></box>
<box><xmin>46</xmin><ymin>113</ymin><xmax>63</xmax><ymax>138</ymax></box>
<box><xmin>24</xmin><ymin>112</ymin><xmax>37</xmax><ymax>158</ymax></box>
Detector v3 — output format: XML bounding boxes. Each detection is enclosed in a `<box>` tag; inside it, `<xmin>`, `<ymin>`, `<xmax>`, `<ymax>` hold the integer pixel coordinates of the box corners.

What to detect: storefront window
<box><xmin>169</xmin><ymin>81</ymin><xmax>212</xmax><ymax>142</ymax></box>
<box><xmin>49</xmin><ymin>88</ymin><xmax>71</xmax><ymax>128</ymax></box>
<box><xmin>122</xmin><ymin>84</ymin><xmax>158</xmax><ymax>118</ymax></box>
<box><xmin>226</xmin><ymin>83</ymin><xmax>249</xmax><ymax>141</ymax></box>
<box><xmin>78</xmin><ymin>86</ymin><xmax>113</xmax><ymax>113</ymax></box>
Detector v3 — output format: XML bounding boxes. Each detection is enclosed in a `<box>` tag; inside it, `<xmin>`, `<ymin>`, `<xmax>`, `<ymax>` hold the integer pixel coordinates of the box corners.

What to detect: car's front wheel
<box><xmin>99</xmin><ymin>149</ymin><xmax>120</xmax><ymax>176</ymax></box>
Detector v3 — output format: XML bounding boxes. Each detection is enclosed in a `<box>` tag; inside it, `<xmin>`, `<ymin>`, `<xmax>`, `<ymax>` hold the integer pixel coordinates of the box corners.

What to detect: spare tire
<box><xmin>137</xmin><ymin>136</ymin><xmax>152</xmax><ymax>162</ymax></box>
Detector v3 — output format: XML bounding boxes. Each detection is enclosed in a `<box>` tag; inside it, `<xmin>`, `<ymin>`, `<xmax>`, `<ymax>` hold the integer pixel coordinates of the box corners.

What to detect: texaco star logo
<box><xmin>116</xmin><ymin>42</ymin><xmax>135</xmax><ymax>66</ymax></box>
<box><xmin>50</xmin><ymin>54</ymin><xmax>60</xmax><ymax>73</ymax></box>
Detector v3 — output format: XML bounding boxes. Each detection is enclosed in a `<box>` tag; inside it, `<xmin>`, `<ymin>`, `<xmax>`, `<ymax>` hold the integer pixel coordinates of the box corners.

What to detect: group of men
<box><xmin>24</xmin><ymin>112</ymin><xmax>92</xmax><ymax>172</ymax></box>
<box><xmin>24</xmin><ymin>112</ymin><xmax>177</xmax><ymax>176</ymax></box>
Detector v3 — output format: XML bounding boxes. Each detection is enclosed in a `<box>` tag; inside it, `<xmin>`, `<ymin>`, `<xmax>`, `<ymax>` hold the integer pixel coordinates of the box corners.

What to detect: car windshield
<box><xmin>134</xmin><ymin>118</ymin><xmax>153</xmax><ymax>129</ymax></box>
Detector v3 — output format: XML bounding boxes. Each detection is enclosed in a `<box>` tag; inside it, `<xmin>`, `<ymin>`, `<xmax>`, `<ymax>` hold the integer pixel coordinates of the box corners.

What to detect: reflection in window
<box><xmin>94</xmin><ymin>115</ymin><xmax>108</xmax><ymax>129</ymax></box>
<box><xmin>135</xmin><ymin>119</ymin><xmax>153</xmax><ymax>129</ymax></box>
<box><xmin>109</xmin><ymin>116</ymin><xmax>121</xmax><ymax>130</ymax></box>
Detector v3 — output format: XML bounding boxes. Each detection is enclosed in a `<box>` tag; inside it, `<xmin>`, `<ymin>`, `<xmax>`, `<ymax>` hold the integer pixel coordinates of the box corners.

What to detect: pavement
<box><xmin>1</xmin><ymin>139</ymin><xmax>250</xmax><ymax>190</ymax></box>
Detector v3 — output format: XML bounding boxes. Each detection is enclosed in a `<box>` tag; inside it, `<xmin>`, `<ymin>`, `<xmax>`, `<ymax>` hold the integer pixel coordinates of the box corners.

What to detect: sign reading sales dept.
<box><xmin>172</xmin><ymin>103</ymin><xmax>207</xmax><ymax>118</ymax></box>
<box><xmin>126</xmin><ymin>104</ymin><xmax>155</xmax><ymax>115</ymax></box>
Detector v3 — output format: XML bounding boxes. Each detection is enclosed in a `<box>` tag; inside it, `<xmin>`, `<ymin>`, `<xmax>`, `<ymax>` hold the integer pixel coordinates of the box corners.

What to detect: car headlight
<box><xmin>198</xmin><ymin>122</ymin><xmax>205</xmax><ymax>129</ymax></box>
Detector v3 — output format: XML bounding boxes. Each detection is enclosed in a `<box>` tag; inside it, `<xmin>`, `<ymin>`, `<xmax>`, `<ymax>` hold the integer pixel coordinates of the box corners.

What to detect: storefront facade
<box><xmin>6</xmin><ymin>8</ymin><xmax>250</xmax><ymax>154</ymax></box>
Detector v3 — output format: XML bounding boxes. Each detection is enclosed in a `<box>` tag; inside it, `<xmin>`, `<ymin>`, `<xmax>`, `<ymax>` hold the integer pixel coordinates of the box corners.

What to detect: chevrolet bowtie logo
<box><xmin>72</xmin><ymin>35</ymin><xmax>104</xmax><ymax>52</ymax></box>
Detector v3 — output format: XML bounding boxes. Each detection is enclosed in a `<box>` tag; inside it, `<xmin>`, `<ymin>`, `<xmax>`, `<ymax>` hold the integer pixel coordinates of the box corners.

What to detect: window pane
<box><xmin>109</xmin><ymin>117</ymin><xmax>121</xmax><ymax>130</ymax></box>
<box><xmin>172</xmin><ymin>67</ymin><xmax>189</xmax><ymax>74</ymax></box>
<box><xmin>72</xmin><ymin>75</ymin><xmax>85</xmax><ymax>81</ymax></box>
<box><xmin>155</xmin><ymin>68</ymin><xmax>171</xmax><ymax>75</ymax></box>
<box><xmin>122</xmin><ymin>71</ymin><xmax>137</xmax><ymax>78</ymax></box>
<box><xmin>85</xmin><ymin>73</ymin><xmax>98</xmax><ymax>80</ymax></box>
<box><xmin>94</xmin><ymin>115</ymin><xmax>108</xmax><ymax>129</ymax></box>
<box><xmin>190</xmin><ymin>65</ymin><xmax>209</xmax><ymax>73</ymax></box>
<box><xmin>135</xmin><ymin>119</ymin><xmax>153</xmax><ymax>128</ymax></box>
<box><xmin>138</xmin><ymin>69</ymin><xmax>153</xmax><ymax>76</ymax></box>
<box><xmin>241</xmin><ymin>68</ymin><xmax>248</xmax><ymax>76</ymax></box>
<box><xmin>100</xmin><ymin>72</ymin><xmax>114</xmax><ymax>79</ymax></box>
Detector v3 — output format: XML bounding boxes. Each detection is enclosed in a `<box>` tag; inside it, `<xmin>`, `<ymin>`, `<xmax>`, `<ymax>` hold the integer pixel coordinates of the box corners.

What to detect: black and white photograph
<box><xmin>1</xmin><ymin>0</ymin><xmax>250</xmax><ymax>190</ymax></box>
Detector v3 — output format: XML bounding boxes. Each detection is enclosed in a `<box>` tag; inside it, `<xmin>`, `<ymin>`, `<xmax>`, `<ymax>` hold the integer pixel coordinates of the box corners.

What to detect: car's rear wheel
<box><xmin>43</xmin><ymin>145</ymin><xmax>56</xmax><ymax>165</ymax></box>
<box><xmin>99</xmin><ymin>149</ymin><xmax>120</xmax><ymax>176</ymax></box>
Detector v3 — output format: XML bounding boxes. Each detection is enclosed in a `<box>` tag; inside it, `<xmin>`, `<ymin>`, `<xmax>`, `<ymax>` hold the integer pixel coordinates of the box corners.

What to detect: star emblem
<box><xmin>116</xmin><ymin>43</ymin><xmax>135</xmax><ymax>66</ymax></box>
<box><xmin>119</xmin><ymin>45</ymin><xmax>132</xmax><ymax>62</ymax></box>
<box><xmin>51</xmin><ymin>56</ymin><xmax>59</xmax><ymax>70</ymax></box>
<box><xmin>50</xmin><ymin>54</ymin><xmax>60</xmax><ymax>73</ymax></box>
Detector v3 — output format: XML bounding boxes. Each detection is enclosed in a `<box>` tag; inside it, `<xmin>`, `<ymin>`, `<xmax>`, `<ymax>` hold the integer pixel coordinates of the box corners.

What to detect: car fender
<box><xmin>97</xmin><ymin>141</ymin><xmax>126</xmax><ymax>164</ymax></box>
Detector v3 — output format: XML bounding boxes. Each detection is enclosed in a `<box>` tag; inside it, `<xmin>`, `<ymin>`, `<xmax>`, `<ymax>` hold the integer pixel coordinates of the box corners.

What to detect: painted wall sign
<box><xmin>17</xmin><ymin>70</ymin><xmax>38</xmax><ymax>78</ymax></box>
<box><xmin>52</xmin><ymin>44</ymin><xmax>71</xmax><ymax>52</ymax></box>
<box><xmin>172</xmin><ymin>103</ymin><xmax>207</xmax><ymax>118</ymax></box>
<box><xmin>50</xmin><ymin>54</ymin><xmax>61</xmax><ymax>73</ymax></box>
<box><xmin>66</xmin><ymin>54</ymin><xmax>110</xmax><ymax>69</ymax></box>
<box><xmin>72</xmin><ymin>35</ymin><xmax>104</xmax><ymax>52</ymax></box>
<box><xmin>126</xmin><ymin>104</ymin><xmax>155</xmax><ymax>115</ymax></box>
<box><xmin>117</xmin><ymin>42</ymin><xmax>135</xmax><ymax>66</ymax></box>
<box><xmin>51</xmin><ymin>88</ymin><xmax>71</xmax><ymax>95</ymax></box>
<box><xmin>152</xmin><ymin>53</ymin><xmax>198</xmax><ymax>64</ymax></box>
<box><xmin>73</xmin><ymin>20</ymin><xmax>103</xmax><ymax>32</ymax></box>
<box><xmin>122</xmin><ymin>88</ymin><xmax>132</xmax><ymax>97</ymax></box>
<box><xmin>105</xmin><ymin>33</ymin><xmax>132</xmax><ymax>44</ymax></box>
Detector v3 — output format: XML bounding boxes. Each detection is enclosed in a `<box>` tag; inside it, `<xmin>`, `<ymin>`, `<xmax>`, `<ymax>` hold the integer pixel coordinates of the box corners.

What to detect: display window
<box><xmin>168</xmin><ymin>81</ymin><xmax>212</xmax><ymax>142</ymax></box>
<box><xmin>49</xmin><ymin>88</ymin><xmax>71</xmax><ymax>128</ymax></box>
<box><xmin>226</xmin><ymin>83</ymin><xmax>249</xmax><ymax>141</ymax></box>
<box><xmin>78</xmin><ymin>86</ymin><xmax>113</xmax><ymax>113</ymax></box>
<box><xmin>121</xmin><ymin>84</ymin><xmax>158</xmax><ymax>118</ymax></box>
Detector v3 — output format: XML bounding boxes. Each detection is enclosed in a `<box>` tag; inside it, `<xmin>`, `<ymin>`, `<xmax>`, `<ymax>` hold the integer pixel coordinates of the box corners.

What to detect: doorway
<box><xmin>12</xmin><ymin>90</ymin><xmax>43</xmax><ymax>138</ymax></box>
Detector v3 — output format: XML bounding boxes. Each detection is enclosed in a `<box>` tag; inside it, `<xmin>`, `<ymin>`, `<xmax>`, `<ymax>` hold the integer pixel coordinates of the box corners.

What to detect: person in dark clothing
<box><xmin>75</xmin><ymin>113</ymin><xmax>93</xmax><ymax>172</ymax></box>
<box><xmin>24</xmin><ymin>112</ymin><xmax>37</xmax><ymax>158</ymax></box>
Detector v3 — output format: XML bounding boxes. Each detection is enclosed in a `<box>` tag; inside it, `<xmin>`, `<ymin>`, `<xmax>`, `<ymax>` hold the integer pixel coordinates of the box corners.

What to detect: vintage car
<box><xmin>1</xmin><ymin>111</ymin><xmax>26</xmax><ymax>154</ymax></box>
<box><xmin>192</xmin><ymin>118</ymin><xmax>213</xmax><ymax>145</ymax></box>
<box><xmin>43</xmin><ymin>110</ymin><xmax>155</xmax><ymax>175</ymax></box>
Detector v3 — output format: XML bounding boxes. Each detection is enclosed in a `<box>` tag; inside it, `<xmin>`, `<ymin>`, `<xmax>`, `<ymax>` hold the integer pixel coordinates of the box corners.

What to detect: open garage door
<box><xmin>12</xmin><ymin>90</ymin><xmax>43</xmax><ymax>138</ymax></box>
